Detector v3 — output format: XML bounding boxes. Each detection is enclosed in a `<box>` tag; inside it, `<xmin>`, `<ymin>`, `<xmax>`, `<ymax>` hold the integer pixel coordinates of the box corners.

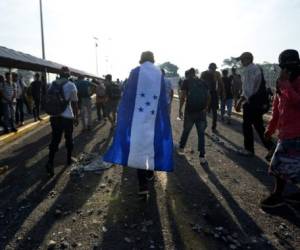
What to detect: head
<box><xmin>139</xmin><ymin>51</ymin><xmax>155</xmax><ymax>64</ymax></box>
<box><xmin>60</xmin><ymin>66</ymin><xmax>71</xmax><ymax>79</ymax></box>
<box><xmin>105</xmin><ymin>74</ymin><xmax>112</xmax><ymax>82</ymax></box>
<box><xmin>184</xmin><ymin>70</ymin><xmax>190</xmax><ymax>79</ymax></box>
<box><xmin>231</xmin><ymin>67</ymin><xmax>237</xmax><ymax>74</ymax></box>
<box><xmin>222</xmin><ymin>69</ymin><xmax>228</xmax><ymax>77</ymax></box>
<box><xmin>78</xmin><ymin>75</ymin><xmax>84</xmax><ymax>80</ymax></box>
<box><xmin>208</xmin><ymin>63</ymin><xmax>217</xmax><ymax>72</ymax></box>
<box><xmin>12</xmin><ymin>72</ymin><xmax>18</xmax><ymax>82</ymax></box>
<box><xmin>278</xmin><ymin>49</ymin><xmax>300</xmax><ymax>82</ymax></box>
<box><xmin>189</xmin><ymin>68</ymin><xmax>196</xmax><ymax>78</ymax></box>
<box><xmin>34</xmin><ymin>73</ymin><xmax>40</xmax><ymax>81</ymax></box>
<box><xmin>238</xmin><ymin>52</ymin><xmax>253</xmax><ymax>67</ymax></box>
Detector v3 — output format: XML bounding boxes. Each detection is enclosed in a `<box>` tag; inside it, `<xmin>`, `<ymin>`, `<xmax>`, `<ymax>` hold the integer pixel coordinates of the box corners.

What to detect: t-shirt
<box><xmin>15</xmin><ymin>80</ymin><xmax>24</xmax><ymax>99</ymax></box>
<box><xmin>222</xmin><ymin>76</ymin><xmax>233</xmax><ymax>99</ymax></box>
<box><xmin>201</xmin><ymin>70</ymin><xmax>221</xmax><ymax>92</ymax></box>
<box><xmin>60</xmin><ymin>81</ymin><xmax>78</xmax><ymax>119</ymax></box>
<box><xmin>76</xmin><ymin>80</ymin><xmax>92</xmax><ymax>99</ymax></box>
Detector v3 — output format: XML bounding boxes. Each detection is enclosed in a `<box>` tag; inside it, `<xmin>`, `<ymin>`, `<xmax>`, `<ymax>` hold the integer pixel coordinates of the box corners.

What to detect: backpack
<box><xmin>186</xmin><ymin>78</ymin><xmax>209</xmax><ymax>112</ymax></box>
<box><xmin>96</xmin><ymin>83</ymin><xmax>106</xmax><ymax>97</ymax></box>
<box><xmin>44</xmin><ymin>80</ymin><xmax>69</xmax><ymax>116</ymax></box>
<box><xmin>76</xmin><ymin>80</ymin><xmax>91</xmax><ymax>98</ymax></box>
<box><xmin>249</xmin><ymin>68</ymin><xmax>271</xmax><ymax>114</ymax></box>
<box><xmin>109</xmin><ymin>84</ymin><xmax>122</xmax><ymax>99</ymax></box>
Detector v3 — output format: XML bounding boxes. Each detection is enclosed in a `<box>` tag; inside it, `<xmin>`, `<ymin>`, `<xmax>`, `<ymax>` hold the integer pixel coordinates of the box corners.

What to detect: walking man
<box><xmin>13</xmin><ymin>73</ymin><xmax>25</xmax><ymax>126</ymax></box>
<box><xmin>201</xmin><ymin>63</ymin><xmax>224</xmax><ymax>133</ymax></box>
<box><xmin>76</xmin><ymin>75</ymin><xmax>93</xmax><ymax>131</ymax></box>
<box><xmin>103</xmin><ymin>51</ymin><xmax>173</xmax><ymax>195</ymax></box>
<box><xmin>178</xmin><ymin>68</ymin><xmax>210</xmax><ymax>165</ymax></box>
<box><xmin>236</xmin><ymin>52</ymin><xmax>274</xmax><ymax>156</ymax></box>
<box><xmin>221</xmin><ymin>69</ymin><xmax>233</xmax><ymax>124</ymax></box>
<box><xmin>96</xmin><ymin>80</ymin><xmax>107</xmax><ymax>122</ymax></box>
<box><xmin>230</xmin><ymin>67</ymin><xmax>242</xmax><ymax>107</ymax></box>
<box><xmin>45</xmin><ymin>67</ymin><xmax>79</xmax><ymax>177</ymax></box>
<box><xmin>30</xmin><ymin>73</ymin><xmax>43</xmax><ymax>121</ymax></box>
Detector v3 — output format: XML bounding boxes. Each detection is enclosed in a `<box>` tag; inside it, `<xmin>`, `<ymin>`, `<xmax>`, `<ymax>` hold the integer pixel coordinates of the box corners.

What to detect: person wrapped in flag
<box><xmin>103</xmin><ymin>51</ymin><xmax>173</xmax><ymax>195</ymax></box>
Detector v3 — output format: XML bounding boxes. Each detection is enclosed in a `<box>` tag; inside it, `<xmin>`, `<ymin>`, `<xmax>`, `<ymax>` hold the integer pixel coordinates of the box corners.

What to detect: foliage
<box><xmin>159</xmin><ymin>62</ymin><xmax>179</xmax><ymax>77</ymax></box>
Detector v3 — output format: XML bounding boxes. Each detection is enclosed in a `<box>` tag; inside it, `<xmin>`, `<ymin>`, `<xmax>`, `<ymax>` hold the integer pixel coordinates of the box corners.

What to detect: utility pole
<box><xmin>93</xmin><ymin>37</ymin><xmax>99</xmax><ymax>76</ymax></box>
<box><xmin>39</xmin><ymin>0</ymin><xmax>46</xmax><ymax>59</ymax></box>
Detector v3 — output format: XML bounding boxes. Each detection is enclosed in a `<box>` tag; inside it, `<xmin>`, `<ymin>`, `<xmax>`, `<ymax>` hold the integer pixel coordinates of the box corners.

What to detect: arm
<box><xmin>265</xmin><ymin>95</ymin><xmax>279</xmax><ymax>137</ymax></box>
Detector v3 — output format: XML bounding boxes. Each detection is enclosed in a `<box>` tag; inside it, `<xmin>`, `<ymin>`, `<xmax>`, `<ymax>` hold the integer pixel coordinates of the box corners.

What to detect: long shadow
<box><xmin>99</xmin><ymin>167</ymin><xmax>166</xmax><ymax>250</ymax></box>
<box><xmin>0</xmin><ymin>118</ymin><xmax>109</xmax><ymax>249</ymax></box>
<box><xmin>166</xmin><ymin>153</ymin><xmax>276</xmax><ymax>250</ymax></box>
<box><xmin>206</xmin><ymin>132</ymin><xmax>274</xmax><ymax>192</ymax></box>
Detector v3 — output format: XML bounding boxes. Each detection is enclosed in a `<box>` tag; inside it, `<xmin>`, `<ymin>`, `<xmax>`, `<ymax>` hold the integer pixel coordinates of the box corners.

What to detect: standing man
<box><xmin>76</xmin><ymin>75</ymin><xmax>93</xmax><ymax>131</ymax></box>
<box><xmin>201</xmin><ymin>63</ymin><xmax>224</xmax><ymax>133</ymax></box>
<box><xmin>13</xmin><ymin>73</ymin><xmax>25</xmax><ymax>126</ymax></box>
<box><xmin>103</xmin><ymin>51</ymin><xmax>173</xmax><ymax>195</ymax></box>
<box><xmin>0</xmin><ymin>73</ymin><xmax>17</xmax><ymax>133</ymax></box>
<box><xmin>45</xmin><ymin>67</ymin><xmax>79</xmax><ymax>177</ymax></box>
<box><xmin>178</xmin><ymin>68</ymin><xmax>210</xmax><ymax>164</ymax></box>
<box><xmin>236</xmin><ymin>52</ymin><xmax>274</xmax><ymax>156</ymax></box>
<box><xmin>30</xmin><ymin>73</ymin><xmax>43</xmax><ymax>121</ymax></box>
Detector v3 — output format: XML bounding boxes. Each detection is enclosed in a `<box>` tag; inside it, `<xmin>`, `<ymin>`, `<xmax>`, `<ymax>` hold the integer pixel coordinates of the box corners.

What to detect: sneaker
<box><xmin>284</xmin><ymin>193</ymin><xmax>300</xmax><ymax>204</ymax></box>
<box><xmin>45</xmin><ymin>162</ymin><xmax>54</xmax><ymax>177</ymax></box>
<box><xmin>199</xmin><ymin>157</ymin><xmax>207</xmax><ymax>165</ymax></box>
<box><xmin>11</xmin><ymin>127</ymin><xmax>18</xmax><ymax>132</ymax></box>
<box><xmin>260</xmin><ymin>194</ymin><xmax>284</xmax><ymax>208</ymax></box>
<box><xmin>177</xmin><ymin>148</ymin><xmax>185</xmax><ymax>155</ymax></box>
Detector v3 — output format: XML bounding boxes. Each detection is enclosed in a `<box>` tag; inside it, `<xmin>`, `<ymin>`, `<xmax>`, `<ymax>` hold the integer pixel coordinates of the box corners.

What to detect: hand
<box><xmin>179</xmin><ymin>110</ymin><xmax>183</xmax><ymax>120</ymax></box>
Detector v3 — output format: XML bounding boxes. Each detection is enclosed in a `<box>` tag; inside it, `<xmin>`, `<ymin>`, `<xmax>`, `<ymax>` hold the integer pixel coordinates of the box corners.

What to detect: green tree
<box><xmin>222</xmin><ymin>57</ymin><xmax>241</xmax><ymax>68</ymax></box>
<box><xmin>159</xmin><ymin>62</ymin><xmax>179</xmax><ymax>77</ymax></box>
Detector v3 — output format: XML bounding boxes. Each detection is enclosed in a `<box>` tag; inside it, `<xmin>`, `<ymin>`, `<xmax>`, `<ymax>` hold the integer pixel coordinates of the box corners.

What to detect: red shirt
<box><xmin>266</xmin><ymin>76</ymin><xmax>300</xmax><ymax>140</ymax></box>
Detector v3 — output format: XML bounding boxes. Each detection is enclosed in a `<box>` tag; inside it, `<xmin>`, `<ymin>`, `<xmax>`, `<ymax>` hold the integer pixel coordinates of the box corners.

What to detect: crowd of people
<box><xmin>1</xmin><ymin>49</ymin><xmax>300</xmax><ymax>210</ymax></box>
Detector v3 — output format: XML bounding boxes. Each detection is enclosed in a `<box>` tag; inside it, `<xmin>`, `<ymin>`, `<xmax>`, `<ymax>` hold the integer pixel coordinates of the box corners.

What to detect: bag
<box><xmin>44</xmin><ymin>80</ymin><xmax>69</xmax><ymax>115</ymax></box>
<box><xmin>77</xmin><ymin>80</ymin><xmax>91</xmax><ymax>98</ymax></box>
<box><xmin>96</xmin><ymin>83</ymin><xmax>106</xmax><ymax>97</ymax></box>
<box><xmin>186</xmin><ymin>78</ymin><xmax>209</xmax><ymax>112</ymax></box>
<box><xmin>109</xmin><ymin>84</ymin><xmax>122</xmax><ymax>99</ymax></box>
<box><xmin>249</xmin><ymin>68</ymin><xmax>271</xmax><ymax>114</ymax></box>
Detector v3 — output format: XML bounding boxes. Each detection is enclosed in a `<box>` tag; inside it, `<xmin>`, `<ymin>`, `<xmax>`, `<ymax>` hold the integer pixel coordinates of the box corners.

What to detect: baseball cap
<box><xmin>278</xmin><ymin>49</ymin><xmax>300</xmax><ymax>68</ymax></box>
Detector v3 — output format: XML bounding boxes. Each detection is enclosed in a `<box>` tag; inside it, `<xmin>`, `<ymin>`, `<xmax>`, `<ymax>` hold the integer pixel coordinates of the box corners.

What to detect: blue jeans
<box><xmin>2</xmin><ymin>102</ymin><xmax>16</xmax><ymax>130</ymax></box>
<box><xmin>221</xmin><ymin>98</ymin><xmax>233</xmax><ymax>119</ymax></box>
<box><xmin>179</xmin><ymin>112</ymin><xmax>207</xmax><ymax>157</ymax></box>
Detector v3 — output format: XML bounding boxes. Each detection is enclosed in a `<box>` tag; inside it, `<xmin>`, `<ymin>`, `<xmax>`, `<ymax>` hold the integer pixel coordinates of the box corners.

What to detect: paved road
<box><xmin>0</xmin><ymin>102</ymin><xmax>299</xmax><ymax>250</ymax></box>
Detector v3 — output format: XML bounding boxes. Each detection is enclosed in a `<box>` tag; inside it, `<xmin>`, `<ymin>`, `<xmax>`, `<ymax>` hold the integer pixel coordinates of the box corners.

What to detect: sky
<box><xmin>0</xmin><ymin>0</ymin><xmax>300</xmax><ymax>79</ymax></box>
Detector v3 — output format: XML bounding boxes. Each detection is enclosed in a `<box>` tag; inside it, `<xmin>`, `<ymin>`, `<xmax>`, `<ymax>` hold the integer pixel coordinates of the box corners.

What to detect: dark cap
<box><xmin>236</xmin><ymin>52</ymin><xmax>253</xmax><ymax>61</ymax></box>
<box><xmin>60</xmin><ymin>66</ymin><xmax>70</xmax><ymax>78</ymax></box>
<box><xmin>278</xmin><ymin>49</ymin><xmax>300</xmax><ymax>68</ymax></box>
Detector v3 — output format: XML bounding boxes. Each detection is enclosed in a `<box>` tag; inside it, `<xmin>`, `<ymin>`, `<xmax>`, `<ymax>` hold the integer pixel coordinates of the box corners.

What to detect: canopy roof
<box><xmin>0</xmin><ymin>46</ymin><xmax>99</xmax><ymax>79</ymax></box>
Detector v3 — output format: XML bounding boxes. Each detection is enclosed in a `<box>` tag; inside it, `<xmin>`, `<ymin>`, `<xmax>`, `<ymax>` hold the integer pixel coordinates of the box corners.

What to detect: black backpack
<box><xmin>249</xmin><ymin>68</ymin><xmax>271</xmax><ymax>114</ymax></box>
<box><xmin>109</xmin><ymin>84</ymin><xmax>122</xmax><ymax>99</ymax></box>
<box><xmin>186</xmin><ymin>78</ymin><xmax>209</xmax><ymax>112</ymax></box>
<box><xmin>44</xmin><ymin>80</ymin><xmax>69</xmax><ymax>115</ymax></box>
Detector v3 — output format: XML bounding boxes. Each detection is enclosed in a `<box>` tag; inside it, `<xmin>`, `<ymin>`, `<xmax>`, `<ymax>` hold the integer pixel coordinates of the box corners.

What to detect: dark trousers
<box><xmin>210</xmin><ymin>91</ymin><xmax>219</xmax><ymax>130</ymax></box>
<box><xmin>2</xmin><ymin>103</ymin><xmax>16</xmax><ymax>130</ymax></box>
<box><xmin>180</xmin><ymin>112</ymin><xmax>207</xmax><ymax>157</ymax></box>
<box><xmin>137</xmin><ymin>169</ymin><xmax>154</xmax><ymax>190</ymax></box>
<box><xmin>243</xmin><ymin>103</ymin><xmax>273</xmax><ymax>153</ymax></box>
<box><xmin>15</xmin><ymin>98</ymin><xmax>24</xmax><ymax>124</ymax></box>
<box><xmin>33</xmin><ymin>98</ymin><xmax>40</xmax><ymax>120</ymax></box>
<box><xmin>48</xmin><ymin>116</ymin><xmax>74</xmax><ymax>164</ymax></box>
<box><xmin>96</xmin><ymin>102</ymin><xmax>107</xmax><ymax>120</ymax></box>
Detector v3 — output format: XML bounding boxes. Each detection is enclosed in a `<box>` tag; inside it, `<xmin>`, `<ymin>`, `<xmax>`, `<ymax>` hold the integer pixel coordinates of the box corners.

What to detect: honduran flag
<box><xmin>103</xmin><ymin>62</ymin><xmax>173</xmax><ymax>172</ymax></box>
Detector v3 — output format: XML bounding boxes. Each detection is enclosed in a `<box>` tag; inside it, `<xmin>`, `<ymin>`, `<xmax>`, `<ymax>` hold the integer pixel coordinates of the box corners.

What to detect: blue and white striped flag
<box><xmin>103</xmin><ymin>62</ymin><xmax>173</xmax><ymax>172</ymax></box>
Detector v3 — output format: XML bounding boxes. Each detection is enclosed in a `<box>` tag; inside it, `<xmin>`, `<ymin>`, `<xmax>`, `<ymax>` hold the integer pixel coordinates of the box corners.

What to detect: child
<box><xmin>261</xmin><ymin>49</ymin><xmax>300</xmax><ymax>208</ymax></box>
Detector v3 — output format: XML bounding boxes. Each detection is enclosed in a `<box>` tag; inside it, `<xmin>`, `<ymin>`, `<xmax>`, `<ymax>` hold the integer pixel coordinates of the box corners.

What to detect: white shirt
<box><xmin>15</xmin><ymin>80</ymin><xmax>24</xmax><ymax>99</ymax></box>
<box><xmin>60</xmin><ymin>81</ymin><xmax>78</xmax><ymax>119</ymax></box>
<box><xmin>241</xmin><ymin>63</ymin><xmax>262</xmax><ymax>100</ymax></box>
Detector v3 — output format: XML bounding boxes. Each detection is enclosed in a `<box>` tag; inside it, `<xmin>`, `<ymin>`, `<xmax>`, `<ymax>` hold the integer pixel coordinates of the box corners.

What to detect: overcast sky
<box><xmin>0</xmin><ymin>0</ymin><xmax>299</xmax><ymax>79</ymax></box>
